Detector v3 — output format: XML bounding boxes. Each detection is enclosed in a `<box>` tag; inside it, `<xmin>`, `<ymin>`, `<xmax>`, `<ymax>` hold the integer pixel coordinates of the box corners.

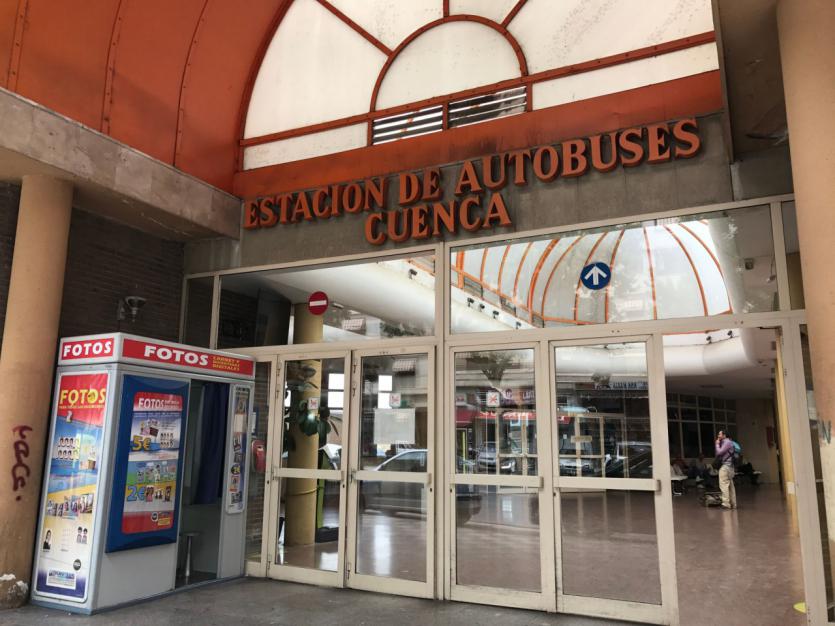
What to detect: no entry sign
<box><xmin>308</xmin><ymin>291</ymin><xmax>329</xmax><ymax>315</ymax></box>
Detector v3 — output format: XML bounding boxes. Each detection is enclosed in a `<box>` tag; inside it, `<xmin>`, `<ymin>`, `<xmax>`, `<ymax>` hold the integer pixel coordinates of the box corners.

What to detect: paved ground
<box><xmin>2</xmin><ymin>579</ymin><xmax>630</xmax><ymax>626</ymax></box>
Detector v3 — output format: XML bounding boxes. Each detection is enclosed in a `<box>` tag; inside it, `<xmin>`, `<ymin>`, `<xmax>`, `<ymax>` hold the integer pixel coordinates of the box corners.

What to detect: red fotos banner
<box><xmin>60</xmin><ymin>337</ymin><xmax>115</xmax><ymax>361</ymax></box>
<box><xmin>122</xmin><ymin>338</ymin><xmax>254</xmax><ymax>377</ymax></box>
<box><xmin>56</xmin><ymin>373</ymin><xmax>109</xmax><ymax>427</ymax></box>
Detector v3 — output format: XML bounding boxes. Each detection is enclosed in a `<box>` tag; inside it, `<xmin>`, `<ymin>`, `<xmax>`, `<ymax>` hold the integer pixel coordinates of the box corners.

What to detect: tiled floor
<box><xmin>11</xmin><ymin>484</ymin><xmax>804</xmax><ymax>625</ymax></box>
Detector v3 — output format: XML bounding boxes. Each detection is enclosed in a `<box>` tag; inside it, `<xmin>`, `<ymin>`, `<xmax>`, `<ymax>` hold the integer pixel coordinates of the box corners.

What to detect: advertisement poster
<box><xmin>35</xmin><ymin>372</ymin><xmax>109</xmax><ymax>602</ymax></box>
<box><xmin>226</xmin><ymin>387</ymin><xmax>250</xmax><ymax>514</ymax></box>
<box><xmin>106</xmin><ymin>375</ymin><xmax>189</xmax><ymax>552</ymax></box>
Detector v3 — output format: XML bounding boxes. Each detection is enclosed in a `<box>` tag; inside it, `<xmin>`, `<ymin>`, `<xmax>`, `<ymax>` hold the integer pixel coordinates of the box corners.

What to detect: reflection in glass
<box><xmin>555</xmin><ymin>343</ymin><xmax>652</xmax><ymax>478</ymax></box>
<box><xmin>454</xmin><ymin>349</ymin><xmax>537</xmax><ymax>475</ymax></box>
<box><xmin>246</xmin><ymin>362</ymin><xmax>271</xmax><ymax>562</ymax></box>
<box><xmin>216</xmin><ymin>254</ymin><xmax>435</xmax><ymax>348</ymax></box>
<box><xmin>456</xmin><ymin>486</ymin><xmax>540</xmax><ymax>591</ymax></box>
<box><xmin>278</xmin><ymin>358</ymin><xmax>343</xmax><ymax>572</ymax></box>
<box><xmin>450</xmin><ymin>205</ymin><xmax>776</xmax><ymax>333</ymax></box>
<box><xmin>282</xmin><ymin>358</ymin><xmax>344</xmax><ymax>471</ymax></box>
<box><xmin>276</xmin><ymin>479</ymin><xmax>340</xmax><ymax>571</ymax></box>
<box><xmin>802</xmin><ymin>326</ymin><xmax>835</xmax><ymax>620</ymax></box>
<box><xmin>358</xmin><ymin>354</ymin><xmax>429</xmax><ymax>470</ymax></box>
<box><xmin>356</xmin><ymin>481</ymin><xmax>426</xmax><ymax>581</ymax></box>
<box><xmin>561</xmin><ymin>490</ymin><xmax>661</xmax><ymax>604</ymax></box>
<box><xmin>782</xmin><ymin>202</ymin><xmax>805</xmax><ymax>310</ymax></box>
<box><xmin>183</xmin><ymin>277</ymin><xmax>213</xmax><ymax>348</ymax></box>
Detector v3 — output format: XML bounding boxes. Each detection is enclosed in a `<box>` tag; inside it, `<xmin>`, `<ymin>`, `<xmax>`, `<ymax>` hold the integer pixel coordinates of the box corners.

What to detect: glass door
<box><xmin>267</xmin><ymin>351</ymin><xmax>350</xmax><ymax>586</ymax></box>
<box><xmin>345</xmin><ymin>347</ymin><xmax>435</xmax><ymax>597</ymax></box>
<box><xmin>551</xmin><ymin>336</ymin><xmax>678</xmax><ymax>624</ymax></box>
<box><xmin>448</xmin><ymin>343</ymin><xmax>555</xmax><ymax>611</ymax></box>
<box><xmin>245</xmin><ymin>358</ymin><xmax>277</xmax><ymax>577</ymax></box>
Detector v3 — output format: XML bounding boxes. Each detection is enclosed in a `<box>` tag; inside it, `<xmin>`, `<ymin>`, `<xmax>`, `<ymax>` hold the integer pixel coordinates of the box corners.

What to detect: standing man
<box><xmin>715</xmin><ymin>430</ymin><xmax>737</xmax><ymax>510</ymax></box>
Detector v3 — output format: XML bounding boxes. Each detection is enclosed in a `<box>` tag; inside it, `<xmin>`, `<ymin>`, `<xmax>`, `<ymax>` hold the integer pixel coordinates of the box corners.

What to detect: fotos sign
<box><xmin>243</xmin><ymin>118</ymin><xmax>701</xmax><ymax>245</ymax></box>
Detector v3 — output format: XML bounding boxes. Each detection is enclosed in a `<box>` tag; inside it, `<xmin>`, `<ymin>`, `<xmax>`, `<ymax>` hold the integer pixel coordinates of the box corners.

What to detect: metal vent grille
<box><xmin>448</xmin><ymin>86</ymin><xmax>526</xmax><ymax>129</ymax></box>
<box><xmin>371</xmin><ymin>105</ymin><xmax>443</xmax><ymax>145</ymax></box>
<box><xmin>370</xmin><ymin>87</ymin><xmax>527</xmax><ymax>145</ymax></box>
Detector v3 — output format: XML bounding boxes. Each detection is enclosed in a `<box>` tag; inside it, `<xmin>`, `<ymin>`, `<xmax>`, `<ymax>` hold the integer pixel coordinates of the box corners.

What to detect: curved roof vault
<box><xmin>0</xmin><ymin>0</ymin><xmax>292</xmax><ymax>192</ymax></box>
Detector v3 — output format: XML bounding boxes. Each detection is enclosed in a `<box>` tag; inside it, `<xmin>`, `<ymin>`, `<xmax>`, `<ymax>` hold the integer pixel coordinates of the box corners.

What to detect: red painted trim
<box><xmin>502</xmin><ymin>0</ymin><xmax>528</xmax><ymax>27</ymax></box>
<box><xmin>6</xmin><ymin>0</ymin><xmax>28</xmax><ymax>90</ymax></box>
<box><xmin>369</xmin><ymin>15</ymin><xmax>528</xmax><ymax>113</ymax></box>
<box><xmin>678</xmin><ymin>222</ymin><xmax>732</xmax><ymax>313</ymax></box>
<box><xmin>174</xmin><ymin>0</ymin><xmax>210</xmax><ymax>165</ymax></box>
<box><xmin>235</xmin><ymin>0</ymin><xmax>293</xmax><ymax>170</ymax></box>
<box><xmin>541</xmin><ymin>237</ymin><xmax>584</xmax><ymax>318</ymax></box>
<box><xmin>101</xmin><ymin>0</ymin><xmax>126</xmax><ymax>134</ymax></box>
<box><xmin>443</xmin><ymin>0</ymin><xmax>449</xmax><ymax>18</ymax></box>
<box><xmin>573</xmin><ymin>232</ymin><xmax>608</xmax><ymax>321</ymax></box>
<box><xmin>527</xmin><ymin>239</ymin><xmax>559</xmax><ymax>313</ymax></box>
<box><xmin>642</xmin><ymin>227</ymin><xmax>658</xmax><ymax>320</ymax></box>
<box><xmin>317</xmin><ymin>0</ymin><xmax>392</xmax><ymax>56</ymax></box>
<box><xmin>242</xmin><ymin>31</ymin><xmax>714</xmax><ymax>149</ymax></box>
<box><xmin>663</xmin><ymin>225</ymin><xmax>708</xmax><ymax>316</ymax></box>
<box><xmin>234</xmin><ymin>70</ymin><xmax>721</xmax><ymax>199</ymax></box>
<box><xmin>603</xmin><ymin>230</ymin><xmax>625</xmax><ymax>323</ymax></box>
<box><xmin>497</xmin><ymin>245</ymin><xmax>512</xmax><ymax>297</ymax></box>
<box><xmin>512</xmin><ymin>242</ymin><xmax>534</xmax><ymax>304</ymax></box>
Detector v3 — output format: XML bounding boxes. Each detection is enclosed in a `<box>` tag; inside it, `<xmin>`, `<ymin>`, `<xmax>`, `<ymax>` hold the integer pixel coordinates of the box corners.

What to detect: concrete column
<box><xmin>0</xmin><ymin>175</ymin><xmax>73</xmax><ymax>607</ymax></box>
<box><xmin>284</xmin><ymin>305</ymin><xmax>323</xmax><ymax>547</ymax></box>
<box><xmin>777</xmin><ymin>1</ymin><xmax>835</xmax><ymax>427</ymax></box>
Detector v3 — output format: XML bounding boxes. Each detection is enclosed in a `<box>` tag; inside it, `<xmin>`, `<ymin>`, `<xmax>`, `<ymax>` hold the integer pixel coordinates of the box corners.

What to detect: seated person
<box><xmin>687</xmin><ymin>455</ymin><xmax>709</xmax><ymax>480</ymax></box>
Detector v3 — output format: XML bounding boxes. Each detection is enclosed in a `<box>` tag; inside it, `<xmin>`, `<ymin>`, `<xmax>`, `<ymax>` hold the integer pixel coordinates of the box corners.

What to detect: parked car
<box><xmin>476</xmin><ymin>441</ymin><xmax>521</xmax><ymax>473</ymax></box>
<box><xmin>363</xmin><ymin>449</ymin><xmax>481</xmax><ymax>522</ymax></box>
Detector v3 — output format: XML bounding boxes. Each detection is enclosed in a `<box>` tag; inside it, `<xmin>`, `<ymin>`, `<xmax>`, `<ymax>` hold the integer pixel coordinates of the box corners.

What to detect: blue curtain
<box><xmin>194</xmin><ymin>382</ymin><xmax>229</xmax><ymax>504</ymax></box>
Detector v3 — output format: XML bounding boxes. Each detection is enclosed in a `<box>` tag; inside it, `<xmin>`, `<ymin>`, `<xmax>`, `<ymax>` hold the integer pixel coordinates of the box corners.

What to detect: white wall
<box><xmin>735</xmin><ymin>398</ymin><xmax>779</xmax><ymax>484</ymax></box>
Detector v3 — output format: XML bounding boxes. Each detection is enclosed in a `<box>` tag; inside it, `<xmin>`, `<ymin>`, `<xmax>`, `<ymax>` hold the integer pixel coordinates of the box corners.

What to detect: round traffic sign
<box><xmin>308</xmin><ymin>291</ymin><xmax>329</xmax><ymax>315</ymax></box>
<box><xmin>580</xmin><ymin>262</ymin><xmax>611</xmax><ymax>290</ymax></box>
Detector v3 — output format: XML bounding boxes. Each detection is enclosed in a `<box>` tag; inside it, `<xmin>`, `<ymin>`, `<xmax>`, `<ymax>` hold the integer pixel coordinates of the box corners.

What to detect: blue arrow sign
<box><xmin>580</xmin><ymin>262</ymin><xmax>611</xmax><ymax>290</ymax></box>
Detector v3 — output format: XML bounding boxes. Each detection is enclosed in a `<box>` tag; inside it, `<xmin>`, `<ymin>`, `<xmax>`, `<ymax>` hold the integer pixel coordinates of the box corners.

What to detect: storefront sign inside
<box><xmin>243</xmin><ymin>118</ymin><xmax>701</xmax><ymax>245</ymax></box>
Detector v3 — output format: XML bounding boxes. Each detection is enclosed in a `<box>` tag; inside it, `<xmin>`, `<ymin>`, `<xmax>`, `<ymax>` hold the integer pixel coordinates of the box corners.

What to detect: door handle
<box><xmin>425</xmin><ymin>472</ymin><xmax>432</xmax><ymax>485</ymax></box>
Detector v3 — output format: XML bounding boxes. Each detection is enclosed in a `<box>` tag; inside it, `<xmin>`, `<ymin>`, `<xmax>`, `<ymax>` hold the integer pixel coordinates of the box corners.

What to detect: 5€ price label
<box><xmin>131</xmin><ymin>435</ymin><xmax>152</xmax><ymax>452</ymax></box>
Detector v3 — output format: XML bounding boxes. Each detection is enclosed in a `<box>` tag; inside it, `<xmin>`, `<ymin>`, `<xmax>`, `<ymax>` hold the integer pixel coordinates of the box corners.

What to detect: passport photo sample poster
<box><xmin>107</xmin><ymin>375</ymin><xmax>189</xmax><ymax>552</ymax></box>
<box><xmin>35</xmin><ymin>372</ymin><xmax>109</xmax><ymax>601</ymax></box>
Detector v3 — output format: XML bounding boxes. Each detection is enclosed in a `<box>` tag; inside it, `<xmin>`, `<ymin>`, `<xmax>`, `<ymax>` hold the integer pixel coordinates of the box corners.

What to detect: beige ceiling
<box><xmin>716</xmin><ymin>0</ymin><xmax>788</xmax><ymax>155</ymax></box>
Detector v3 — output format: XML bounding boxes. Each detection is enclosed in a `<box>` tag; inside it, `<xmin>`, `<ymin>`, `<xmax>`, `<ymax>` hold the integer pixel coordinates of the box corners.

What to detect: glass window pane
<box><xmin>450</xmin><ymin>205</ymin><xmax>776</xmax><ymax>334</ymax></box>
<box><xmin>455</xmin><ymin>486</ymin><xmax>540</xmax><ymax>591</ymax></box>
<box><xmin>802</xmin><ymin>325</ymin><xmax>835</xmax><ymax>619</ymax></box>
<box><xmin>277</xmin><ymin>479</ymin><xmax>340</xmax><ymax>571</ymax></box>
<box><xmin>668</xmin><ymin>421</ymin><xmax>682</xmax><ymax>460</ymax></box>
<box><xmin>682</xmin><ymin>422</ymin><xmax>700</xmax><ymax>458</ymax></box>
<box><xmin>281</xmin><ymin>358</ymin><xmax>345</xmax><ymax>470</ymax></box>
<box><xmin>359</xmin><ymin>354</ymin><xmax>429</xmax><ymax>470</ymax></box>
<box><xmin>246</xmin><ymin>362</ymin><xmax>271</xmax><ymax>563</ymax></box>
<box><xmin>454</xmin><ymin>349</ymin><xmax>537</xmax><ymax>476</ymax></box>
<box><xmin>357</xmin><ymin>481</ymin><xmax>426</xmax><ymax>581</ymax></box>
<box><xmin>782</xmin><ymin>202</ymin><xmax>805</xmax><ymax>310</ymax></box>
<box><xmin>217</xmin><ymin>253</ymin><xmax>435</xmax><ymax>348</ymax></box>
<box><xmin>555</xmin><ymin>342</ymin><xmax>652</xmax><ymax>479</ymax></box>
<box><xmin>560</xmin><ymin>490</ymin><xmax>661</xmax><ymax>604</ymax></box>
<box><xmin>700</xmin><ymin>423</ymin><xmax>715</xmax><ymax>458</ymax></box>
<box><xmin>183</xmin><ymin>277</ymin><xmax>213</xmax><ymax>348</ymax></box>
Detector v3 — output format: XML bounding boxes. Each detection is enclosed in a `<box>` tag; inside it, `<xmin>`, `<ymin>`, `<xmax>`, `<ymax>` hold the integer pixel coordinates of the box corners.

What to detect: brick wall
<box><xmin>0</xmin><ymin>184</ymin><xmax>20</xmax><ymax>353</ymax></box>
<box><xmin>0</xmin><ymin>183</ymin><xmax>185</xmax><ymax>350</ymax></box>
<box><xmin>59</xmin><ymin>209</ymin><xmax>184</xmax><ymax>341</ymax></box>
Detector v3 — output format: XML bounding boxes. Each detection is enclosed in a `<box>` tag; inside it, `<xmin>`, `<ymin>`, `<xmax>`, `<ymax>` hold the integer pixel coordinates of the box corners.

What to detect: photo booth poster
<box><xmin>35</xmin><ymin>372</ymin><xmax>109</xmax><ymax>602</ymax></box>
<box><xmin>106</xmin><ymin>375</ymin><xmax>188</xmax><ymax>552</ymax></box>
<box><xmin>226</xmin><ymin>386</ymin><xmax>250</xmax><ymax>514</ymax></box>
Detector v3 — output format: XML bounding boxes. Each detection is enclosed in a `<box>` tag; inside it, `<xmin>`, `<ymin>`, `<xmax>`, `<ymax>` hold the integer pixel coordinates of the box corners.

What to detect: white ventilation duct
<box><xmin>553</xmin><ymin>331</ymin><xmax>759</xmax><ymax>378</ymax></box>
<box><xmin>271</xmin><ymin>263</ymin><xmax>509</xmax><ymax>335</ymax></box>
